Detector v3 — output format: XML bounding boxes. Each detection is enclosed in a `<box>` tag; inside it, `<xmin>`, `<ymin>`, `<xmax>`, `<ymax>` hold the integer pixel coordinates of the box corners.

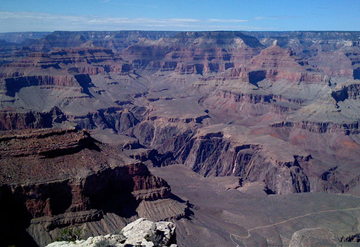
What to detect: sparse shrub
<box><xmin>55</xmin><ymin>226</ymin><xmax>85</xmax><ymax>242</ymax></box>
<box><xmin>93</xmin><ymin>239</ymin><xmax>110</xmax><ymax>247</ymax></box>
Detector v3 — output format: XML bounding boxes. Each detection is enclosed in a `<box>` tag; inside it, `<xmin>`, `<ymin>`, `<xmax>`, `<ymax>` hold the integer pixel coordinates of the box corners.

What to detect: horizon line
<box><xmin>2</xmin><ymin>30</ymin><xmax>360</xmax><ymax>34</ymax></box>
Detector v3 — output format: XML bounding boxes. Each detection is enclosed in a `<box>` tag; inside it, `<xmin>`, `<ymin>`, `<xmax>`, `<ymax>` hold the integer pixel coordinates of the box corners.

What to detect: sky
<box><xmin>1</xmin><ymin>0</ymin><xmax>360</xmax><ymax>32</ymax></box>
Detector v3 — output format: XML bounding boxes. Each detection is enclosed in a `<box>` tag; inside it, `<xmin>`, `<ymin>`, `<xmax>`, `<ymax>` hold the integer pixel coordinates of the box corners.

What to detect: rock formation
<box><xmin>288</xmin><ymin>228</ymin><xmax>338</xmax><ymax>247</ymax></box>
<box><xmin>0</xmin><ymin>106</ymin><xmax>68</xmax><ymax>130</ymax></box>
<box><xmin>46</xmin><ymin>218</ymin><xmax>177</xmax><ymax>247</ymax></box>
<box><xmin>0</xmin><ymin>128</ymin><xmax>187</xmax><ymax>247</ymax></box>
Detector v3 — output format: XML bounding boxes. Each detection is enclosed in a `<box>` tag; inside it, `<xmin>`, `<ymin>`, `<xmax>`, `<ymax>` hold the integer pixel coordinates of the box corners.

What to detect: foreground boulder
<box><xmin>46</xmin><ymin>218</ymin><xmax>177</xmax><ymax>247</ymax></box>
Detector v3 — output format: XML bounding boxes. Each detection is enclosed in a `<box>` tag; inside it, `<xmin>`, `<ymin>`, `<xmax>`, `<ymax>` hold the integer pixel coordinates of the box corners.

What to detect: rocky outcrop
<box><xmin>0</xmin><ymin>106</ymin><xmax>67</xmax><ymax>130</ymax></box>
<box><xmin>331</xmin><ymin>83</ymin><xmax>360</xmax><ymax>102</ymax></box>
<box><xmin>175</xmin><ymin>130</ymin><xmax>311</xmax><ymax>194</ymax></box>
<box><xmin>129</xmin><ymin>117</ymin><xmax>201</xmax><ymax>152</ymax></box>
<box><xmin>48</xmin><ymin>47</ymin><xmax>118</xmax><ymax>64</ymax></box>
<box><xmin>71</xmin><ymin>108</ymin><xmax>139</xmax><ymax>134</ymax></box>
<box><xmin>308</xmin><ymin>51</ymin><xmax>354</xmax><ymax>77</ymax></box>
<box><xmin>0</xmin><ymin>128</ymin><xmax>186</xmax><ymax>247</ymax></box>
<box><xmin>250</xmin><ymin>44</ymin><xmax>307</xmax><ymax>69</ymax></box>
<box><xmin>1</xmin><ymin>73</ymin><xmax>95</xmax><ymax>98</ymax></box>
<box><xmin>2</xmin><ymin>75</ymin><xmax>79</xmax><ymax>96</ymax></box>
<box><xmin>120</xmin><ymin>31</ymin><xmax>263</xmax><ymax>76</ymax></box>
<box><xmin>46</xmin><ymin>218</ymin><xmax>177</xmax><ymax>247</ymax></box>
<box><xmin>248</xmin><ymin>44</ymin><xmax>327</xmax><ymax>84</ymax></box>
<box><xmin>214</xmin><ymin>90</ymin><xmax>273</xmax><ymax>104</ymax></box>
<box><xmin>121</xmin><ymin>218</ymin><xmax>176</xmax><ymax>247</ymax></box>
<box><xmin>271</xmin><ymin>120</ymin><xmax>360</xmax><ymax>135</ymax></box>
<box><xmin>289</xmin><ymin>228</ymin><xmax>338</xmax><ymax>247</ymax></box>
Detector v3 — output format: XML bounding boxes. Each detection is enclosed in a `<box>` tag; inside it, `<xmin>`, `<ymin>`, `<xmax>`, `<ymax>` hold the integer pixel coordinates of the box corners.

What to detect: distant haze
<box><xmin>1</xmin><ymin>0</ymin><xmax>360</xmax><ymax>32</ymax></box>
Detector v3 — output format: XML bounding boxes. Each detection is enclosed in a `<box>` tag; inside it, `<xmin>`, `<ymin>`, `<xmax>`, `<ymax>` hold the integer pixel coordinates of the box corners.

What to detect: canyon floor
<box><xmin>151</xmin><ymin>164</ymin><xmax>360</xmax><ymax>247</ymax></box>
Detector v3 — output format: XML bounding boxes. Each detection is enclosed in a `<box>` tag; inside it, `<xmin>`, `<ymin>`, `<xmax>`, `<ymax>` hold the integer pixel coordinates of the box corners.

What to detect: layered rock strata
<box><xmin>1</xmin><ymin>31</ymin><xmax>360</xmax><ymax>198</ymax></box>
<box><xmin>0</xmin><ymin>128</ymin><xmax>186</xmax><ymax>247</ymax></box>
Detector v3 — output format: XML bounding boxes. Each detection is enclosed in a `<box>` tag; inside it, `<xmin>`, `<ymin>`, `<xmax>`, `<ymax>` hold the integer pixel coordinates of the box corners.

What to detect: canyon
<box><xmin>1</xmin><ymin>30</ymin><xmax>360</xmax><ymax>246</ymax></box>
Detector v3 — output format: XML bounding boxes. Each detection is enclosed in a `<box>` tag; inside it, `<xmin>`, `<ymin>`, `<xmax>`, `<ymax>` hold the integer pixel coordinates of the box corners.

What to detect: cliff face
<box><xmin>247</xmin><ymin>44</ymin><xmax>328</xmax><ymax>84</ymax></box>
<box><xmin>0</xmin><ymin>128</ymin><xmax>186</xmax><ymax>247</ymax></box>
<box><xmin>72</xmin><ymin>108</ymin><xmax>140</xmax><ymax>134</ymax></box>
<box><xmin>0</xmin><ymin>106</ymin><xmax>66</xmax><ymax>130</ymax></box>
<box><xmin>331</xmin><ymin>83</ymin><xmax>360</xmax><ymax>102</ymax></box>
<box><xmin>245</xmin><ymin>31</ymin><xmax>360</xmax><ymax>57</ymax></box>
<box><xmin>2</xmin><ymin>163</ymin><xmax>170</xmax><ymax>220</ymax></box>
<box><xmin>120</xmin><ymin>31</ymin><xmax>263</xmax><ymax>78</ymax></box>
<box><xmin>179</xmin><ymin>132</ymin><xmax>310</xmax><ymax>194</ymax></box>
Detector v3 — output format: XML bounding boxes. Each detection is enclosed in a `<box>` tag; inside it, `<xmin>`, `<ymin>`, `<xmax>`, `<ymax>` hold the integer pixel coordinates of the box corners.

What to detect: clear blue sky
<box><xmin>1</xmin><ymin>0</ymin><xmax>359</xmax><ymax>32</ymax></box>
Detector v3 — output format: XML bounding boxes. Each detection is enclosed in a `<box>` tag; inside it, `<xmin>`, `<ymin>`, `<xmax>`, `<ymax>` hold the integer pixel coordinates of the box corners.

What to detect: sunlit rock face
<box><xmin>45</xmin><ymin>218</ymin><xmax>177</xmax><ymax>247</ymax></box>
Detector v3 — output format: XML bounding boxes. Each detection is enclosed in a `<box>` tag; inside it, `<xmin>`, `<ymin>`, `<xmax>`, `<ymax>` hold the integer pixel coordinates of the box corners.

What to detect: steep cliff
<box><xmin>172</xmin><ymin>126</ymin><xmax>311</xmax><ymax>194</ymax></box>
<box><xmin>0</xmin><ymin>128</ymin><xmax>187</xmax><ymax>247</ymax></box>
<box><xmin>0</xmin><ymin>106</ymin><xmax>67</xmax><ymax>130</ymax></box>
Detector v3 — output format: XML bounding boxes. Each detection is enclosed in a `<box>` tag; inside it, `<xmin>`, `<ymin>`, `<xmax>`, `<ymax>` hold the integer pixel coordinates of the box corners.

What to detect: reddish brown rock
<box><xmin>0</xmin><ymin>107</ymin><xmax>66</xmax><ymax>130</ymax></box>
<box><xmin>0</xmin><ymin>128</ymin><xmax>185</xmax><ymax>247</ymax></box>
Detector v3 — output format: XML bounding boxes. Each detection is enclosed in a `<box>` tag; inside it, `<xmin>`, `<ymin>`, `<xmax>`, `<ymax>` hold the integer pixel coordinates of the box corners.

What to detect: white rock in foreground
<box><xmin>46</xmin><ymin>218</ymin><xmax>177</xmax><ymax>247</ymax></box>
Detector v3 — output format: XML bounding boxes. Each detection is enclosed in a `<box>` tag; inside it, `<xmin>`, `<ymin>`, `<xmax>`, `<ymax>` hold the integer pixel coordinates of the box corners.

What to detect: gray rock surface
<box><xmin>46</xmin><ymin>218</ymin><xmax>177</xmax><ymax>247</ymax></box>
<box><xmin>289</xmin><ymin>228</ymin><xmax>338</xmax><ymax>247</ymax></box>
